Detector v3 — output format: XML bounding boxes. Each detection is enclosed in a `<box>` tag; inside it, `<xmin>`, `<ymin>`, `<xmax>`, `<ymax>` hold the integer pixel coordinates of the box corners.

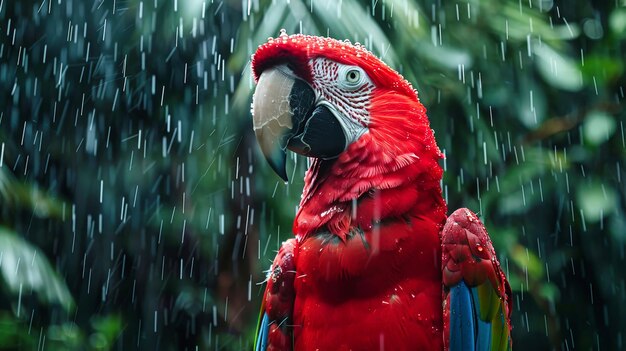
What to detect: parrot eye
<box><xmin>338</xmin><ymin>65</ymin><xmax>368</xmax><ymax>90</ymax></box>
<box><xmin>346</xmin><ymin>69</ymin><xmax>360</xmax><ymax>83</ymax></box>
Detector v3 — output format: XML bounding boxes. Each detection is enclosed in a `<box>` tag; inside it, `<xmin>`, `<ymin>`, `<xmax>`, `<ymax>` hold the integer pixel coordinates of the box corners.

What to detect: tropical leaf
<box><xmin>0</xmin><ymin>227</ymin><xmax>74</xmax><ymax>313</ymax></box>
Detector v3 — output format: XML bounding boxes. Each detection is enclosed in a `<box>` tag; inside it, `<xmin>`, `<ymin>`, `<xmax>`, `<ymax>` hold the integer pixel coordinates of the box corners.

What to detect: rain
<box><xmin>0</xmin><ymin>0</ymin><xmax>624</xmax><ymax>349</ymax></box>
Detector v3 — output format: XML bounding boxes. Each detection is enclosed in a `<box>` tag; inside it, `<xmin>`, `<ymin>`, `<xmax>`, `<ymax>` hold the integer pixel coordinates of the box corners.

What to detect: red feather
<box><xmin>262</xmin><ymin>239</ymin><xmax>297</xmax><ymax>350</ymax></box>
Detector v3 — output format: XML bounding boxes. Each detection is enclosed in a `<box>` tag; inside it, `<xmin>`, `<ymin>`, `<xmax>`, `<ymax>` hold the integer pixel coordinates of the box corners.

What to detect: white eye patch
<box><xmin>337</xmin><ymin>65</ymin><xmax>369</xmax><ymax>90</ymax></box>
<box><xmin>310</xmin><ymin>58</ymin><xmax>375</xmax><ymax>128</ymax></box>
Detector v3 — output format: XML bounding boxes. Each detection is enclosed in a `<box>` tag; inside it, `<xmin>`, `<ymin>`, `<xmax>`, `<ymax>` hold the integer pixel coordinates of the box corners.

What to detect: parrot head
<box><xmin>251</xmin><ymin>33</ymin><xmax>440</xmax><ymax>179</ymax></box>
<box><xmin>251</xmin><ymin>33</ymin><xmax>445</xmax><ymax>238</ymax></box>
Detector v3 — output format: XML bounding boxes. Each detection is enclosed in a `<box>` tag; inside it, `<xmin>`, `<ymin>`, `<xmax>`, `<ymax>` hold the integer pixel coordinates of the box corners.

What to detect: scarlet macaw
<box><xmin>251</xmin><ymin>33</ymin><xmax>512</xmax><ymax>351</ymax></box>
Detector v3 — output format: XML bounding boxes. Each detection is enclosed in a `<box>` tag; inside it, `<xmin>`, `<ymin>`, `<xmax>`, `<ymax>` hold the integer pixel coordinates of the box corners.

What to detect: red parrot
<box><xmin>251</xmin><ymin>33</ymin><xmax>512</xmax><ymax>351</ymax></box>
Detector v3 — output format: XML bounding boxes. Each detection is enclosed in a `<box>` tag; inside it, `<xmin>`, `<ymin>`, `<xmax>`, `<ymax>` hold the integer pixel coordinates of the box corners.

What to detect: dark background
<box><xmin>0</xmin><ymin>0</ymin><xmax>624</xmax><ymax>349</ymax></box>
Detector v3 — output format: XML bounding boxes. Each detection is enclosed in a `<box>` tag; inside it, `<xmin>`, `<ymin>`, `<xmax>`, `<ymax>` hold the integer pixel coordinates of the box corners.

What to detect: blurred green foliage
<box><xmin>0</xmin><ymin>0</ymin><xmax>624</xmax><ymax>350</ymax></box>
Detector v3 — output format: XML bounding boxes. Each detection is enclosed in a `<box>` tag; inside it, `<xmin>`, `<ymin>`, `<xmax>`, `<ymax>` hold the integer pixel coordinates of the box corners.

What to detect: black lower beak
<box><xmin>252</xmin><ymin>66</ymin><xmax>347</xmax><ymax>181</ymax></box>
<box><xmin>287</xmin><ymin>104</ymin><xmax>347</xmax><ymax>159</ymax></box>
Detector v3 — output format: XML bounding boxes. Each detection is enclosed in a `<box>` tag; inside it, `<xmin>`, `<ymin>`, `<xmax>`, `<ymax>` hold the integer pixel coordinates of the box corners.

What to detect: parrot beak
<box><xmin>252</xmin><ymin>65</ymin><xmax>349</xmax><ymax>181</ymax></box>
<box><xmin>252</xmin><ymin>65</ymin><xmax>315</xmax><ymax>181</ymax></box>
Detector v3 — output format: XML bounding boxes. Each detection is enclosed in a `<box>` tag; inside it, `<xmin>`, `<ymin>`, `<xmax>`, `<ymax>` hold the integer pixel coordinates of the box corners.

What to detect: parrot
<box><xmin>250</xmin><ymin>32</ymin><xmax>512</xmax><ymax>351</ymax></box>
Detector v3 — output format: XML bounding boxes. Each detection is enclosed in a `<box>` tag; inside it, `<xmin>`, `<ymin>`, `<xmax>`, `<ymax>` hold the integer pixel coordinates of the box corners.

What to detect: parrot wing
<box><xmin>255</xmin><ymin>239</ymin><xmax>297</xmax><ymax>351</ymax></box>
<box><xmin>442</xmin><ymin>208</ymin><xmax>512</xmax><ymax>351</ymax></box>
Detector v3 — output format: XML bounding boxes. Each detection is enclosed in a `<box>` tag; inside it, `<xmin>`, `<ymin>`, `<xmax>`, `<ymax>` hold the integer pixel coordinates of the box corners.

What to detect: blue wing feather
<box><xmin>449</xmin><ymin>281</ymin><xmax>476</xmax><ymax>351</ymax></box>
<box><xmin>472</xmin><ymin>287</ymin><xmax>493</xmax><ymax>351</ymax></box>
<box><xmin>255</xmin><ymin>313</ymin><xmax>270</xmax><ymax>351</ymax></box>
<box><xmin>450</xmin><ymin>281</ymin><xmax>502</xmax><ymax>351</ymax></box>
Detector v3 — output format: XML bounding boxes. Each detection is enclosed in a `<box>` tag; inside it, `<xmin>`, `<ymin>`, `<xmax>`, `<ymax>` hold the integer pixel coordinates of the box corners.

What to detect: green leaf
<box><xmin>576</xmin><ymin>181</ymin><xmax>617</xmax><ymax>223</ymax></box>
<box><xmin>89</xmin><ymin>315</ymin><xmax>122</xmax><ymax>349</ymax></box>
<box><xmin>419</xmin><ymin>45</ymin><xmax>473</xmax><ymax>70</ymax></box>
<box><xmin>517</xmin><ymin>79</ymin><xmax>547</xmax><ymax>128</ymax></box>
<box><xmin>580</xmin><ymin>55</ymin><xmax>624</xmax><ymax>85</ymax></box>
<box><xmin>609</xmin><ymin>8</ymin><xmax>626</xmax><ymax>37</ymax></box>
<box><xmin>0</xmin><ymin>227</ymin><xmax>74</xmax><ymax>313</ymax></box>
<box><xmin>510</xmin><ymin>244</ymin><xmax>544</xmax><ymax>280</ymax></box>
<box><xmin>583</xmin><ymin>111</ymin><xmax>616</xmax><ymax>146</ymax></box>
<box><xmin>538</xmin><ymin>282</ymin><xmax>560</xmax><ymax>304</ymax></box>
<box><xmin>0</xmin><ymin>168</ymin><xmax>66</xmax><ymax>219</ymax></box>
<box><xmin>47</xmin><ymin>323</ymin><xmax>83</xmax><ymax>349</ymax></box>
<box><xmin>534</xmin><ymin>44</ymin><xmax>583</xmax><ymax>91</ymax></box>
<box><xmin>0</xmin><ymin>312</ymin><xmax>36</xmax><ymax>349</ymax></box>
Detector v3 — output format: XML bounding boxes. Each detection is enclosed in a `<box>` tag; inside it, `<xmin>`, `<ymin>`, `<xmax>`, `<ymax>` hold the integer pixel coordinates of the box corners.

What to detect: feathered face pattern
<box><xmin>308</xmin><ymin>57</ymin><xmax>374</xmax><ymax>127</ymax></box>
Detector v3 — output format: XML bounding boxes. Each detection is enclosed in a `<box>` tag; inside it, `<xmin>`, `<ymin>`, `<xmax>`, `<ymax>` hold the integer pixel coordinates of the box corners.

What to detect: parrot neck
<box><xmin>293</xmin><ymin>93</ymin><xmax>447</xmax><ymax>240</ymax></box>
